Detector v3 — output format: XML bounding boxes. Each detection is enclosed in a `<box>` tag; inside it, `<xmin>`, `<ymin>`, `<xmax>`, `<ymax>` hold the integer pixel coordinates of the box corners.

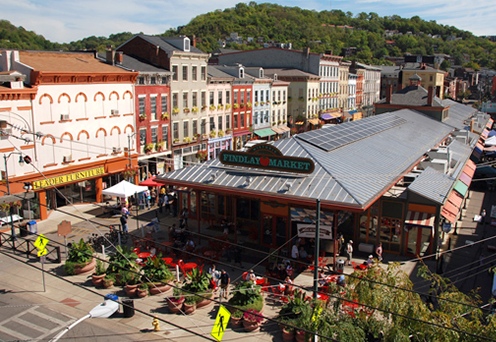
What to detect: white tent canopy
<box><xmin>101</xmin><ymin>180</ymin><xmax>148</xmax><ymax>198</ymax></box>
<box><xmin>485</xmin><ymin>136</ymin><xmax>496</xmax><ymax>146</ymax></box>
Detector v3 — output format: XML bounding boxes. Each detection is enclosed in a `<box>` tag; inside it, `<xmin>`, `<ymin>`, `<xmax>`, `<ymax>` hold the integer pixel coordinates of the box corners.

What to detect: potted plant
<box><xmin>139</xmin><ymin>113</ymin><xmax>147</xmax><ymax>121</ymax></box>
<box><xmin>155</xmin><ymin>141</ymin><xmax>165</xmax><ymax>152</ymax></box>
<box><xmin>180</xmin><ymin>268</ymin><xmax>214</xmax><ymax>309</ymax></box>
<box><xmin>161</xmin><ymin>112</ymin><xmax>169</xmax><ymax>120</ymax></box>
<box><xmin>218</xmin><ymin>130</ymin><xmax>224</xmax><ymax>138</ymax></box>
<box><xmin>209</xmin><ymin>130</ymin><xmax>217</xmax><ymax>138</ymax></box>
<box><xmin>167</xmin><ymin>287</ymin><xmax>185</xmax><ymax>314</ymax></box>
<box><xmin>201</xmin><ymin>105</ymin><xmax>207</xmax><ymax>111</ymax></box>
<box><xmin>172</xmin><ymin>107</ymin><xmax>179</xmax><ymax>115</ymax></box>
<box><xmin>196</xmin><ymin>150</ymin><xmax>207</xmax><ymax>162</ymax></box>
<box><xmin>144</xmin><ymin>143</ymin><xmax>155</xmax><ymax>153</ymax></box>
<box><xmin>102</xmin><ymin>273</ymin><xmax>115</xmax><ymax>289</ymax></box>
<box><xmin>228</xmin><ymin>281</ymin><xmax>264</xmax><ymax>311</ymax></box>
<box><xmin>91</xmin><ymin>259</ymin><xmax>107</xmax><ymax>287</ymax></box>
<box><xmin>182</xmin><ymin>294</ymin><xmax>196</xmax><ymax>315</ymax></box>
<box><xmin>183</xmin><ymin>107</ymin><xmax>190</xmax><ymax>114</ymax></box>
<box><xmin>217</xmin><ymin>104</ymin><xmax>224</xmax><ymax>110</ymax></box>
<box><xmin>64</xmin><ymin>238</ymin><xmax>95</xmax><ymax>275</ymax></box>
<box><xmin>183</xmin><ymin>137</ymin><xmax>192</xmax><ymax>143</ymax></box>
<box><xmin>209</xmin><ymin>104</ymin><xmax>216</xmax><ymax>111</ymax></box>
<box><xmin>106</xmin><ymin>246</ymin><xmax>139</xmax><ymax>286</ymax></box>
<box><xmin>192</xmin><ymin>106</ymin><xmax>199</xmax><ymax>113</ymax></box>
<box><xmin>230</xmin><ymin>309</ymin><xmax>243</xmax><ymax>327</ymax></box>
<box><xmin>137</xmin><ymin>283</ymin><xmax>149</xmax><ymax>298</ymax></box>
<box><xmin>225</xmin><ymin>104</ymin><xmax>231</xmax><ymax>110</ymax></box>
<box><xmin>141</xmin><ymin>256</ymin><xmax>174</xmax><ymax>295</ymax></box>
<box><xmin>242</xmin><ymin>309</ymin><xmax>264</xmax><ymax>332</ymax></box>
<box><xmin>282</xmin><ymin>325</ymin><xmax>295</xmax><ymax>341</ymax></box>
<box><xmin>122</xmin><ymin>270</ymin><xmax>141</xmax><ymax>297</ymax></box>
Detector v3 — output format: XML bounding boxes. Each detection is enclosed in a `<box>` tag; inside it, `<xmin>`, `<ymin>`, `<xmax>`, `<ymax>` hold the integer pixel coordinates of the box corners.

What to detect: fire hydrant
<box><xmin>152</xmin><ymin>317</ymin><xmax>160</xmax><ymax>332</ymax></box>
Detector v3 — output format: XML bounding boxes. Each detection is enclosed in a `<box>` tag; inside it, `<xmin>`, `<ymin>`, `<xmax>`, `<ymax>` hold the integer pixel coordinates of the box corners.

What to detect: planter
<box><xmin>124</xmin><ymin>283</ymin><xmax>139</xmax><ymax>297</ymax></box>
<box><xmin>91</xmin><ymin>273</ymin><xmax>106</xmax><ymax>287</ymax></box>
<box><xmin>282</xmin><ymin>328</ymin><xmax>295</xmax><ymax>342</ymax></box>
<box><xmin>102</xmin><ymin>278</ymin><xmax>114</xmax><ymax>289</ymax></box>
<box><xmin>149</xmin><ymin>283</ymin><xmax>172</xmax><ymax>296</ymax></box>
<box><xmin>75</xmin><ymin>258</ymin><xmax>96</xmax><ymax>275</ymax></box>
<box><xmin>196</xmin><ymin>292</ymin><xmax>214</xmax><ymax>309</ymax></box>
<box><xmin>137</xmin><ymin>288</ymin><xmax>148</xmax><ymax>298</ymax></box>
<box><xmin>242</xmin><ymin>319</ymin><xmax>261</xmax><ymax>332</ymax></box>
<box><xmin>295</xmin><ymin>330</ymin><xmax>311</xmax><ymax>342</ymax></box>
<box><xmin>182</xmin><ymin>301</ymin><xmax>196</xmax><ymax>315</ymax></box>
<box><xmin>230</xmin><ymin>316</ymin><xmax>242</xmax><ymax>328</ymax></box>
<box><xmin>167</xmin><ymin>296</ymin><xmax>185</xmax><ymax>314</ymax></box>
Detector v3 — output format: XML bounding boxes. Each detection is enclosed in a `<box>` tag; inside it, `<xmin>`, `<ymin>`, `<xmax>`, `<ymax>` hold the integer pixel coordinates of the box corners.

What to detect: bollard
<box><xmin>152</xmin><ymin>317</ymin><xmax>160</xmax><ymax>331</ymax></box>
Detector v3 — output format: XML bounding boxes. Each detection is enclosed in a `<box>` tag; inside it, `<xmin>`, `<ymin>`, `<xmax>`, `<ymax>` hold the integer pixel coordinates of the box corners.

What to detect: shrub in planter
<box><xmin>91</xmin><ymin>259</ymin><xmax>107</xmax><ymax>287</ymax></box>
<box><xmin>64</xmin><ymin>238</ymin><xmax>95</xmax><ymax>275</ymax></box>
<box><xmin>106</xmin><ymin>246</ymin><xmax>139</xmax><ymax>286</ymax></box>
<box><xmin>228</xmin><ymin>281</ymin><xmax>264</xmax><ymax>311</ymax></box>
<box><xmin>167</xmin><ymin>287</ymin><xmax>185</xmax><ymax>313</ymax></box>
<box><xmin>102</xmin><ymin>273</ymin><xmax>115</xmax><ymax>289</ymax></box>
<box><xmin>242</xmin><ymin>309</ymin><xmax>264</xmax><ymax>332</ymax></box>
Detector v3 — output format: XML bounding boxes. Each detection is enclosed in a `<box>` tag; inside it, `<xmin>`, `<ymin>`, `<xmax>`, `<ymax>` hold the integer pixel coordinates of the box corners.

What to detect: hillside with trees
<box><xmin>1</xmin><ymin>2</ymin><xmax>495</xmax><ymax>69</ymax></box>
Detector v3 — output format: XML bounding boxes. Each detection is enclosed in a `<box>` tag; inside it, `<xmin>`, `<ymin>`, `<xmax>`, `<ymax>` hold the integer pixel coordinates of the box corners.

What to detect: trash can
<box><xmin>122</xmin><ymin>299</ymin><xmax>135</xmax><ymax>318</ymax></box>
<box><xmin>336</xmin><ymin>259</ymin><xmax>345</xmax><ymax>273</ymax></box>
<box><xmin>27</xmin><ymin>220</ymin><xmax>37</xmax><ymax>234</ymax></box>
<box><xmin>19</xmin><ymin>224</ymin><xmax>29</xmax><ymax>237</ymax></box>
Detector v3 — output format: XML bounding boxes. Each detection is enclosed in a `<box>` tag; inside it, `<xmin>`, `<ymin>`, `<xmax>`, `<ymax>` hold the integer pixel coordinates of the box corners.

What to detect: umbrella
<box><xmin>139</xmin><ymin>176</ymin><xmax>163</xmax><ymax>187</ymax></box>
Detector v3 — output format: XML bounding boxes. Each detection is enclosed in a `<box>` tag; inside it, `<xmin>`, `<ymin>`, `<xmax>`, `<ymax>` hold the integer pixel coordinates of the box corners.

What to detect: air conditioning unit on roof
<box><xmin>60</xmin><ymin>114</ymin><xmax>70</xmax><ymax>121</ymax></box>
<box><xmin>111</xmin><ymin>109</ymin><xmax>119</xmax><ymax>116</ymax></box>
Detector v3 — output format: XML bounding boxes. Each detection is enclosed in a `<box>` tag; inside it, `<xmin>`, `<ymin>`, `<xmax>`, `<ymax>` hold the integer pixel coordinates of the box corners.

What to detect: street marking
<box><xmin>211</xmin><ymin>305</ymin><xmax>230</xmax><ymax>341</ymax></box>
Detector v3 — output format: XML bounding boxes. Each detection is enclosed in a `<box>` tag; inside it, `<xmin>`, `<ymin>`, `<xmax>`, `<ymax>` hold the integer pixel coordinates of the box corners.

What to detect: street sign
<box><xmin>210</xmin><ymin>305</ymin><xmax>230</xmax><ymax>341</ymax></box>
<box><xmin>34</xmin><ymin>234</ymin><xmax>49</xmax><ymax>250</ymax></box>
<box><xmin>37</xmin><ymin>248</ymin><xmax>48</xmax><ymax>257</ymax></box>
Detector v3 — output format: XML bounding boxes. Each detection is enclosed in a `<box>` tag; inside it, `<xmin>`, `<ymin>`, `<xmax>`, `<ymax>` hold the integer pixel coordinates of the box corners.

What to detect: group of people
<box><xmin>208</xmin><ymin>264</ymin><xmax>231</xmax><ymax>298</ymax></box>
<box><xmin>157</xmin><ymin>187</ymin><xmax>178</xmax><ymax>217</ymax></box>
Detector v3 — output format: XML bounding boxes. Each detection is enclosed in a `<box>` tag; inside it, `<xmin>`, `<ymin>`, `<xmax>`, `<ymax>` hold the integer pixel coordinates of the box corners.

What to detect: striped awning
<box><xmin>462</xmin><ymin>160</ymin><xmax>476</xmax><ymax>178</ymax></box>
<box><xmin>278</xmin><ymin>125</ymin><xmax>290</xmax><ymax>132</ymax></box>
<box><xmin>271</xmin><ymin>126</ymin><xmax>284</xmax><ymax>134</ymax></box>
<box><xmin>404</xmin><ymin>211</ymin><xmax>435</xmax><ymax>227</ymax></box>
<box><xmin>442</xmin><ymin>200</ymin><xmax>460</xmax><ymax>224</ymax></box>
<box><xmin>308</xmin><ymin>118</ymin><xmax>320</xmax><ymax>125</ymax></box>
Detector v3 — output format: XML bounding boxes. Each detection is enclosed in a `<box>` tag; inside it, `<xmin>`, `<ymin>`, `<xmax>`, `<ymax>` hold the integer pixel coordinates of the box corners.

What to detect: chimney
<box><xmin>115</xmin><ymin>51</ymin><xmax>123</xmax><ymax>64</ymax></box>
<box><xmin>304</xmin><ymin>47</ymin><xmax>310</xmax><ymax>58</ymax></box>
<box><xmin>192</xmin><ymin>35</ymin><xmax>197</xmax><ymax>48</ymax></box>
<box><xmin>386</xmin><ymin>85</ymin><xmax>393</xmax><ymax>103</ymax></box>
<box><xmin>105</xmin><ymin>47</ymin><xmax>115</xmax><ymax>65</ymax></box>
<box><xmin>427</xmin><ymin>86</ymin><xmax>434</xmax><ymax>106</ymax></box>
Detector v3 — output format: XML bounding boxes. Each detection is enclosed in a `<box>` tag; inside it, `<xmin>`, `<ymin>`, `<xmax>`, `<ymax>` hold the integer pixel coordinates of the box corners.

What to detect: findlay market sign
<box><xmin>218</xmin><ymin>144</ymin><xmax>315</xmax><ymax>174</ymax></box>
<box><xmin>32</xmin><ymin>167</ymin><xmax>105</xmax><ymax>190</ymax></box>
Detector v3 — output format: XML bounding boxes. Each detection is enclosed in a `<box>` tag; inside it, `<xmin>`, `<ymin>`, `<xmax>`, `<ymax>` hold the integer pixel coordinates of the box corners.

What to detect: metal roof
<box><xmin>408</xmin><ymin>167</ymin><xmax>455</xmax><ymax>204</ymax></box>
<box><xmin>442</xmin><ymin>99</ymin><xmax>478</xmax><ymax>130</ymax></box>
<box><xmin>157</xmin><ymin>109</ymin><xmax>455</xmax><ymax>210</ymax></box>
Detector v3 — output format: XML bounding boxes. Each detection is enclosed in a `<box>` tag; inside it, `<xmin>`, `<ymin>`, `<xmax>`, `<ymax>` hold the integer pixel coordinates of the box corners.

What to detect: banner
<box><xmin>297</xmin><ymin>223</ymin><xmax>333</xmax><ymax>240</ymax></box>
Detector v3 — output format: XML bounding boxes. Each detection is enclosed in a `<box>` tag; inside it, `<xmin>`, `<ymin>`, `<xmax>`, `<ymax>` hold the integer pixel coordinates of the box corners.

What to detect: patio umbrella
<box><xmin>139</xmin><ymin>176</ymin><xmax>163</xmax><ymax>187</ymax></box>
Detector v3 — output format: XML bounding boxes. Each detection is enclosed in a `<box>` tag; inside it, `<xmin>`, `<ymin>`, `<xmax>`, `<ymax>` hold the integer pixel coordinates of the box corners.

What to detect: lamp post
<box><xmin>3</xmin><ymin>152</ymin><xmax>26</xmax><ymax>241</ymax></box>
<box><xmin>49</xmin><ymin>294</ymin><xmax>119</xmax><ymax>342</ymax></box>
<box><xmin>127</xmin><ymin>133</ymin><xmax>136</xmax><ymax>183</ymax></box>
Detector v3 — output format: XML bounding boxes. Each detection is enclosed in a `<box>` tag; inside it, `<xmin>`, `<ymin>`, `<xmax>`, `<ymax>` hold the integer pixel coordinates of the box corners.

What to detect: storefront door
<box><xmin>262</xmin><ymin>215</ymin><xmax>288</xmax><ymax>248</ymax></box>
<box><xmin>406</xmin><ymin>226</ymin><xmax>432</xmax><ymax>256</ymax></box>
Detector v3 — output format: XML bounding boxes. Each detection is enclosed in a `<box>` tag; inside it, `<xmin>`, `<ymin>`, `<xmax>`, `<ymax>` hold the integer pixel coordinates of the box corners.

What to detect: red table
<box><xmin>182</xmin><ymin>262</ymin><xmax>197</xmax><ymax>273</ymax></box>
<box><xmin>162</xmin><ymin>257</ymin><xmax>174</xmax><ymax>266</ymax></box>
<box><xmin>138</xmin><ymin>252</ymin><xmax>151</xmax><ymax>259</ymax></box>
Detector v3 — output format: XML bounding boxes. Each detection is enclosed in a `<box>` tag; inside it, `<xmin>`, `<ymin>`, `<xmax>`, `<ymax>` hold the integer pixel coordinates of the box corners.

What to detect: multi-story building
<box><xmin>400</xmin><ymin>64</ymin><xmax>445</xmax><ymax>99</ymax></box>
<box><xmin>319</xmin><ymin>53</ymin><xmax>341</xmax><ymax>114</ymax></box>
<box><xmin>347</xmin><ymin>73</ymin><xmax>357</xmax><ymax>115</ymax></box>
<box><xmin>338</xmin><ymin>60</ymin><xmax>350</xmax><ymax>111</ymax></box>
<box><xmin>350</xmin><ymin>62</ymin><xmax>381</xmax><ymax>116</ymax></box>
<box><xmin>118</xmin><ymin>34</ymin><xmax>210</xmax><ymax>170</ymax></box>
<box><xmin>0</xmin><ymin>50</ymin><xmax>138</xmax><ymax>219</ymax></box>
<box><xmin>213</xmin><ymin>65</ymin><xmax>253</xmax><ymax>150</ymax></box>
<box><xmin>107</xmin><ymin>50</ymin><xmax>173</xmax><ymax>177</ymax></box>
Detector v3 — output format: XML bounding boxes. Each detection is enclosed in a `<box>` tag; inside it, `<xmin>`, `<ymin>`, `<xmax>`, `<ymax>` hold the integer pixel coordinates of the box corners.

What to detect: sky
<box><xmin>2</xmin><ymin>0</ymin><xmax>495</xmax><ymax>43</ymax></box>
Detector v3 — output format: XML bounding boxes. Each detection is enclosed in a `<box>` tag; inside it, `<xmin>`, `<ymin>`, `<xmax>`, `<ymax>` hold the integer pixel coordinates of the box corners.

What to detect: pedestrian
<box><xmin>165</xmin><ymin>193</ymin><xmax>171</xmax><ymax>214</ymax></box>
<box><xmin>248</xmin><ymin>269</ymin><xmax>257</xmax><ymax>284</ymax></box>
<box><xmin>376</xmin><ymin>242</ymin><xmax>383</xmax><ymax>262</ymax></box>
<box><xmin>120</xmin><ymin>213</ymin><xmax>129</xmax><ymax>234</ymax></box>
<box><xmin>180</xmin><ymin>207</ymin><xmax>188</xmax><ymax>227</ymax></box>
<box><xmin>145</xmin><ymin>189</ymin><xmax>151</xmax><ymax>210</ymax></box>
<box><xmin>291</xmin><ymin>242</ymin><xmax>299</xmax><ymax>260</ymax></box>
<box><xmin>346</xmin><ymin>240</ymin><xmax>353</xmax><ymax>266</ymax></box>
<box><xmin>158</xmin><ymin>187</ymin><xmax>166</xmax><ymax>213</ymax></box>
<box><xmin>481</xmin><ymin>209</ymin><xmax>487</xmax><ymax>224</ymax></box>
<box><xmin>219</xmin><ymin>269</ymin><xmax>230</xmax><ymax>299</ymax></box>
<box><xmin>150</xmin><ymin>188</ymin><xmax>157</xmax><ymax>207</ymax></box>
<box><xmin>338</xmin><ymin>234</ymin><xmax>345</xmax><ymax>256</ymax></box>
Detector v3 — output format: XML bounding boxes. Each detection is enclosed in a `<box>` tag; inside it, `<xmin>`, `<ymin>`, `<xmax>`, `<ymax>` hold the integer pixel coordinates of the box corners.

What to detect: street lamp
<box><xmin>127</xmin><ymin>133</ymin><xmax>136</xmax><ymax>183</ymax></box>
<box><xmin>49</xmin><ymin>294</ymin><xmax>119</xmax><ymax>342</ymax></box>
<box><xmin>3</xmin><ymin>152</ymin><xmax>28</xmax><ymax>241</ymax></box>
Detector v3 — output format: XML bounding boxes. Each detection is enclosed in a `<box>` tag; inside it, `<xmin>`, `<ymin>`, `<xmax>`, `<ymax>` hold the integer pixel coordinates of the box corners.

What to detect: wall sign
<box><xmin>32</xmin><ymin>166</ymin><xmax>105</xmax><ymax>190</ymax></box>
<box><xmin>218</xmin><ymin>144</ymin><xmax>315</xmax><ymax>174</ymax></box>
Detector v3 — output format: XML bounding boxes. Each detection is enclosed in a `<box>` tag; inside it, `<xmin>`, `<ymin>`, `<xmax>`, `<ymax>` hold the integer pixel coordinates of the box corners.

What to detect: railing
<box><xmin>0</xmin><ymin>232</ymin><xmax>61</xmax><ymax>263</ymax></box>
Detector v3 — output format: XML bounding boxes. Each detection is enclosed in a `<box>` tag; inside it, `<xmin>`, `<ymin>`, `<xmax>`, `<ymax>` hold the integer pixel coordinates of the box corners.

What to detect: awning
<box><xmin>321</xmin><ymin>112</ymin><xmax>341</xmax><ymax>120</ymax></box>
<box><xmin>271</xmin><ymin>126</ymin><xmax>284</xmax><ymax>134</ymax></box>
<box><xmin>343</xmin><ymin>112</ymin><xmax>352</xmax><ymax>119</ymax></box>
<box><xmin>278</xmin><ymin>125</ymin><xmax>290</xmax><ymax>132</ymax></box>
<box><xmin>295</xmin><ymin>121</ymin><xmax>305</xmax><ymax>125</ymax></box>
<box><xmin>459</xmin><ymin>172</ymin><xmax>472</xmax><ymax>187</ymax></box>
<box><xmin>462</xmin><ymin>160</ymin><xmax>476</xmax><ymax>178</ymax></box>
<box><xmin>139</xmin><ymin>176</ymin><xmax>163</xmax><ymax>187</ymax></box>
<box><xmin>254</xmin><ymin>128</ymin><xmax>276</xmax><ymax>138</ymax></box>
<box><xmin>453</xmin><ymin>180</ymin><xmax>468</xmax><ymax>197</ymax></box>
<box><xmin>404</xmin><ymin>211</ymin><xmax>435</xmax><ymax>227</ymax></box>
<box><xmin>447</xmin><ymin>190</ymin><xmax>463</xmax><ymax>208</ymax></box>
<box><xmin>442</xmin><ymin>200</ymin><xmax>460</xmax><ymax>224</ymax></box>
<box><xmin>308</xmin><ymin>118</ymin><xmax>320</xmax><ymax>125</ymax></box>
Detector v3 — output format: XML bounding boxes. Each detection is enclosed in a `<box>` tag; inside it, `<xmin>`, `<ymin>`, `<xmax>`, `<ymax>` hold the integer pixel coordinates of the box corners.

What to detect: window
<box><xmin>151</xmin><ymin>126</ymin><xmax>158</xmax><ymax>144</ymax></box>
<box><xmin>209</xmin><ymin>91</ymin><xmax>214</xmax><ymax>105</ymax></box>
<box><xmin>173</xmin><ymin>122</ymin><xmax>179</xmax><ymax>140</ymax></box>
<box><xmin>192</xmin><ymin>92</ymin><xmax>198</xmax><ymax>107</ymax></box>
<box><xmin>192</xmin><ymin>119</ymin><xmax>198</xmax><ymax>136</ymax></box>
<box><xmin>161</xmin><ymin>76</ymin><xmax>167</xmax><ymax>84</ymax></box>
<box><xmin>240</xmin><ymin>113</ymin><xmax>245</xmax><ymax>128</ymax></box>
<box><xmin>239</xmin><ymin>68</ymin><xmax>244</xmax><ymax>78</ymax></box>
<box><xmin>201</xmin><ymin>119</ymin><xmax>206</xmax><ymax>134</ymax></box>
<box><xmin>201</xmin><ymin>91</ymin><xmax>206</xmax><ymax>107</ymax></box>
<box><xmin>247</xmin><ymin>90</ymin><xmax>251</xmax><ymax>103</ymax></box>
<box><xmin>138</xmin><ymin>77</ymin><xmax>145</xmax><ymax>85</ymax></box>
<box><xmin>182</xmin><ymin>65</ymin><xmax>188</xmax><ymax>81</ymax></box>
<box><xmin>161</xmin><ymin>94</ymin><xmax>168</xmax><ymax>113</ymax></box>
<box><xmin>255</xmin><ymin>90</ymin><xmax>259</xmax><ymax>103</ymax></box>
<box><xmin>218</xmin><ymin>91</ymin><xmax>223</xmax><ymax>104</ymax></box>
<box><xmin>234</xmin><ymin>114</ymin><xmax>238</xmax><ymax>128</ymax></box>
<box><xmin>139</xmin><ymin>128</ymin><xmax>146</xmax><ymax>146</ymax></box>
<box><xmin>218</xmin><ymin>116</ymin><xmax>223</xmax><ymax>131</ymax></box>
<box><xmin>150</xmin><ymin>96</ymin><xmax>157</xmax><ymax>120</ymax></box>
<box><xmin>150</xmin><ymin>76</ymin><xmax>156</xmax><ymax>85</ymax></box>
<box><xmin>254</xmin><ymin>112</ymin><xmax>259</xmax><ymax>125</ymax></box>
<box><xmin>161</xmin><ymin>126</ymin><xmax>168</xmax><ymax>149</ymax></box>
<box><xmin>233</xmin><ymin>91</ymin><xmax>238</xmax><ymax>104</ymax></box>
<box><xmin>139</xmin><ymin>97</ymin><xmax>145</xmax><ymax>115</ymax></box>
<box><xmin>172</xmin><ymin>65</ymin><xmax>178</xmax><ymax>81</ymax></box>
<box><xmin>183</xmin><ymin>121</ymin><xmax>189</xmax><ymax>138</ymax></box>
<box><xmin>240</xmin><ymin>90</ymin><xmax>245</xmax><ymax>105</ymax></box>
<box><xmin>209</xmin><ymin>117</ymin><xmax>215</xmax><ymax>130</ymax></box>
<box><xmin>201</xmin><ymin>66</ymin><xmax>206</xmax><ymax>81</ymax></box>
<box><xmin>225</xmin><ymin>114</ymin><xmax>230</xmax><ymax>129</ymax></box>
<box><xmin>172</xmin><ymin>93</ymin><xmax>178</xmax><ymax>108</ymax></box>
<box><xmin>226</xmin><ymin>90</ymin><xmax>230</xmax><ymax>104</ymax></box>
<box><xmin>192</xmin><ymin>66</ymin><xmax>198</xmax><ymax>81</ymax></box>
<box><xmin>182</xmin><ymin>92</ymin><xmax>188</xmax><ymax>108</ymax></box>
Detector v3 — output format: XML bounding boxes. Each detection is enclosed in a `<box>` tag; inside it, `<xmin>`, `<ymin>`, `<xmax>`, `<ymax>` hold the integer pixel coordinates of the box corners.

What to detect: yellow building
<box><xmin>401</xmin><ymin>66</ymin><xmax>445</xmax><ymax>99</ymax></box>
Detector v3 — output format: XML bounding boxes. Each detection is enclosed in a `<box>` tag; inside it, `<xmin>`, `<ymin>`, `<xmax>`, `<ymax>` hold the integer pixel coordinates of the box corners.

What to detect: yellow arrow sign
<box><xmin>37</xmin><ymin>248</ymin><xmax>48</xmax><ymax>257</ymax></box>
<box><xmin>34</xmin><ymin>234</ymin><xmax>49</xmax><ymax>250</ymax></box>
<box><xmin>211</xmin><ymin>305</ymin><xmax>230</xmax><ymax>341</ymax></box>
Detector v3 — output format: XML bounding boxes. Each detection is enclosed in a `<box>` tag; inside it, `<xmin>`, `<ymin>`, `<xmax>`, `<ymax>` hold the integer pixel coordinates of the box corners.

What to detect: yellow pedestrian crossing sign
<box><xmin>211</xmin><ymin>305</ymin><xmax>230</xmax><ymax>341</ymax></box>
<box><xmin>34</xmin><ymin>234</ymin><xmax>49</xmax><ymax>250</ymax></box>
<box><xmin>37</xmin><ymin>248</ymin><xmax>48</xmax><ymax>257</ymax></box>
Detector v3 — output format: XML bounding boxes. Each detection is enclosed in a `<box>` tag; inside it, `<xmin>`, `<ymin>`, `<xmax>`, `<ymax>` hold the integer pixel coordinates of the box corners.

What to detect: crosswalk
<box><xmin>0</xmin><ymin>304</ymin><xmax>74</xmax><ymax>341</ymax></box>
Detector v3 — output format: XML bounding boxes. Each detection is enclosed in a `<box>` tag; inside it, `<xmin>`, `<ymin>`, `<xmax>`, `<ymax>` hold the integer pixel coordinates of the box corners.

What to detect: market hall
<box><xmin>156</xmin><ymin>107</ymin><xmax>490</xmax><ymax>260</ymax></box>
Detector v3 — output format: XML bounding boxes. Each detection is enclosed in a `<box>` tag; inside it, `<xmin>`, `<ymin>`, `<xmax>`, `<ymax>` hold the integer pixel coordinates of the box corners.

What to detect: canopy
<box><xmin>139</xmin><ymin>176</ymin><xmax>163</xmax><ymax>187</ymax></box>
<box><xmin>102</xmin><ymin>180</ymin><xmax>148</xmax><ymax>198</ymax></box>
<box><xmin>485</xmin><ymin>136</ymin><xmax>496</xmax><ymax>146</ymax></box>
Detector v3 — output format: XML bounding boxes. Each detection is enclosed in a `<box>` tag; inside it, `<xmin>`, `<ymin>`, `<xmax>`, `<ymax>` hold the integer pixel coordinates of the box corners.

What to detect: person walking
<box><xmin>150</xmin><ymin>188</ymin><xmax>157</xmax><ymax>207</ymax></box>
<box><xmin>120</xmin><ymin>213</ymin><xmax>129</xmax><ymax>234</ymax></box>
<box><xmin>376</xmin><ymin>242</ymin><xmax>383</xmax><ymax>262</ymax></box>
<box><xmin>219</xmin><ymin>269</ymin><xmax>230</xmax><ymax>299</ymax></box>
<box><xmin>346</xmin><ymin>240</ymin><xmax>353</xmax><ymax>266</ymax></box>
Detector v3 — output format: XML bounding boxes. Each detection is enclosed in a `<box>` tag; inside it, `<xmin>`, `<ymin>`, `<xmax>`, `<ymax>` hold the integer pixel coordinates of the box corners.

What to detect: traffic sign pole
<box><xmin>41</xmin><ymin>256</ymin><xmax>46</xmax><ymax>292</ymax></box>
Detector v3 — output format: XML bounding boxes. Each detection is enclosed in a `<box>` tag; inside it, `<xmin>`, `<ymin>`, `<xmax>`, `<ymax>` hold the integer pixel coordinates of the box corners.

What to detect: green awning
<box><xmin>453</xmin><ymin>180</ymin><xmax>468</xmax><ymax>197</ymax></box>
<box><xmin>254</xmin><ymin>128</ymin><xmax>276</xmax><ymax>138</ymax></box>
